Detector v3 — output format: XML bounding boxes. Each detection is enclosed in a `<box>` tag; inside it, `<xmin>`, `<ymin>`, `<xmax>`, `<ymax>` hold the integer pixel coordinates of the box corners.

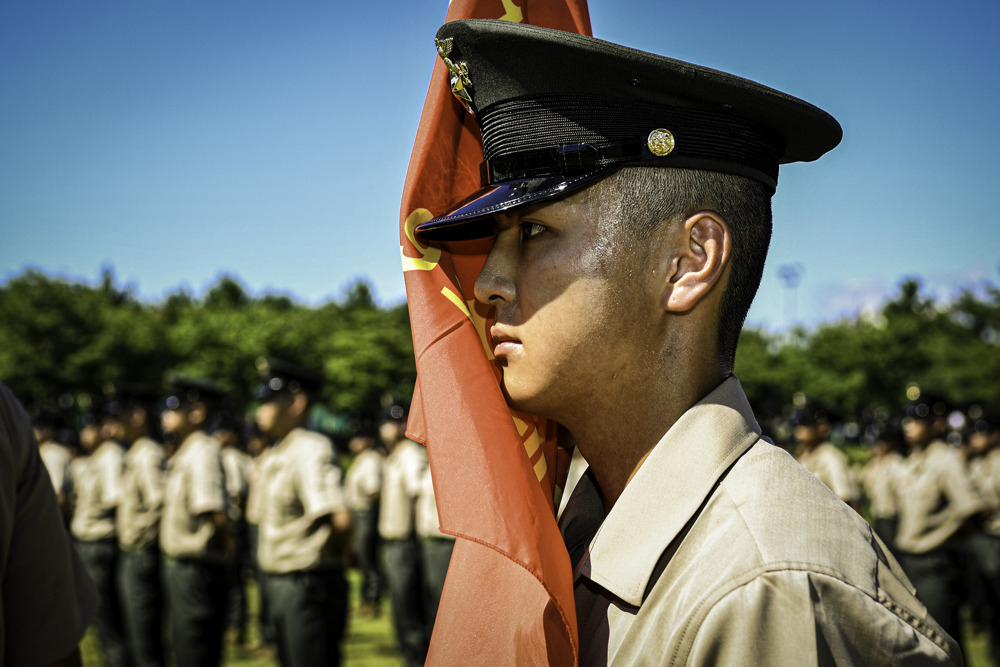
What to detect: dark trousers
<box><xmin>383</xmin><ymin>536</ymin><xmax>428</xmax><ymax>667</ymax></box>
<box><xmin>226</xmin><ymin>518</ymin><xmax>249</xmax><ymax>637</ymax></box>
<box><xmin>966</xmin><ymin>532</ymin><xmax>1000</xmax><ymax>659</ymax></box>
<box><xmin>898</xmin><ymin>544</ymin><xmax>966</xmax><ymax>649</ymax></box>
<box><xmin>265</xmin><ymin>568</ymin><xmax>349</xmax><ymax>667</ymax></box>
<box><xmin>353</xmin><ymin>506</ymin><xmax>383</xmax><ymax>605</ymax></box>
<box><xmin>420</xmin><ymin>537</ymin><xmax>454</xmax><ymax>634</ymax></box>
<box><xmin>76</xmin><ymin>538</ymin><xmax>131</xmax><ymax>667</ymax></box>
<box><xmin>118</xmin><ymin>547</ymin><xmax>164</xmax><ymax>667</ymax></box>
<box><xmin>247</xmin><ymin>523</ymin><xmax>275</xmax><ymax>644</ymax></box>
<box><xmin>163</xmin><ymin>558</ymin><xmax>228</xmax><ymax>667</ymax></box>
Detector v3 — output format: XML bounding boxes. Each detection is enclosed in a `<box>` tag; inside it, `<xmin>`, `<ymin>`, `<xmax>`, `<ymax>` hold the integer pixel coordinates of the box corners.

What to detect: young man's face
<box><xmin>474</xmin><ymin>180</ymin><xmax>660</xmax><ymax>422</ymax></box>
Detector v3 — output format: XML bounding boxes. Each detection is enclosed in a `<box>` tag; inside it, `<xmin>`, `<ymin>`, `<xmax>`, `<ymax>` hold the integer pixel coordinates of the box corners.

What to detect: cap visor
<box><xmin>415</xmin><ymin>169</ymin><xmax>611</xmax><ymax>242</ymax></box>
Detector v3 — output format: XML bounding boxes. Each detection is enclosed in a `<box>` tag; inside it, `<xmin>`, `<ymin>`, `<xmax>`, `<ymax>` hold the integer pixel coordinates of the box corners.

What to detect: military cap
<box><xmin>790</xmin><ymin>399</ymin><xmax>835</xmax><ymax>427</ymax></box>
<box><xmin>163</xmin><ymin>375</ymin><xmax>227</xmax><ymax>411</ymax></box>
<box><xmin>103</xmin><ymin>380</ymin><xmax>158</xmax><ymax>416</ymax></box>
<box><xmin>416</xmin><ymin>19</ymin><xmax>842</xmax><ymax>241</ymax></box>
<box><xmin>255</xmin><ymin>357</ymin><xmax>322</xmax><ymax>401</ymax></box>
<box><xmin>903</xmin><ymin>392</ymin><xmax>949</xmax><ymax>421</ymax></box>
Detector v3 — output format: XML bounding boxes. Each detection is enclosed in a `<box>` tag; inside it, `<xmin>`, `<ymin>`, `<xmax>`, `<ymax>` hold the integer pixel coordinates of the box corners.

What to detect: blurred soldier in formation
<box><xmin>213</xmin><ymin>411</ymin><xmax>252</xmax><ymax>647</ymax></box>
<box><xmin>1</xmin><ymin>381</ymin><xmax>99</xmax><ymax>666</ymax></box>
<box><xmin>243</xmin><ymin>425</ymin><xmax>276</xmax><ymax>647</ymax></box>
<box><xmin>378</xmin><ymin>402</ymin><xmax>430</xmax><ymax>667</ymax></box>
<box><xmin>345</xmin><ymin>422</ymin><xmax>385</xmax><ymax>618</ymax></box>
<box><xmin>791</xmin><ymin>399</ymin><xmax>860</xmax><ymax>511</ymax></box>
<box><xmin>964</xmin><ymin>410</ymin><xmax>1000</xmax><ymax>662</ymax></box>
<box><xmin>32</xmin><ymin>406</ymin><xmax>75</xmax><ymax>522</ymax></box>
<box><xmin>114</xmin><ymin>382</ymin><xmax>167</xmax><ymax>667</ymax></box>
<box><xmin>70</xmin><ymin>396</ymin><xmax>130</xmax><ymax>667</ymax></box>
<box><xmin>893</xmin><ymin>391</ymin><xmax>985</xmax><ymax>649</ymax></box>
<box><xmin>860</xmin><ymin>425</ymin><xmax>905</xmax><ymax>552</ymax></box>
<box><xmin>415</xmin><ymin>465</ymin><xmax>454</xmax><ymax>633</ymax></box>
<box><xmin>159</xmin><ymin>377</ymin><xmax>230</xmax><ymax>667</ymax></box>
<box><xmin>254</xmin><ymin>359</ymin><xmax>353</xmax><ymax>667</ymax></box>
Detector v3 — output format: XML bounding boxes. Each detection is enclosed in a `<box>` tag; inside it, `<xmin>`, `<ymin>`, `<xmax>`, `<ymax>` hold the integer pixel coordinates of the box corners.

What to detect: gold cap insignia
<box><xmin>435</xmin><ymin>37</ymin><xmax>474</xmax><ymax>114</ymax></box>
<box><xmin>647</xmin><ymin>128</ymin><xmax>676</xmax><ymax>157</ymax></box>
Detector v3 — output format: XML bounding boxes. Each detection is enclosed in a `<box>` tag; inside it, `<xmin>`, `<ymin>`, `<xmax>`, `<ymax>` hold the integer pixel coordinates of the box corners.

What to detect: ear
<box><xmin>661</xmin><ymin>211</ymin><xmax>731</xmax><ymax>313</ymax></box>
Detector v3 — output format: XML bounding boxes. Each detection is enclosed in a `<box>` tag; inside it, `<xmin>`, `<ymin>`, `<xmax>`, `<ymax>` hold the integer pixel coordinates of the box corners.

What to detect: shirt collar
<box><xmin>576</xmin><ymin>376</ymin><xmax>763</xmax><ymax>607</ymax></box>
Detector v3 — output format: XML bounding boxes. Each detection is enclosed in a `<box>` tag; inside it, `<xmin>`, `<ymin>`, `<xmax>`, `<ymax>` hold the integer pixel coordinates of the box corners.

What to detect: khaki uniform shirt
<box><xmin>894</xmin><ymin>440</ymin><xmax>984</xmax><ymax>554</ymax></box>
<box><xmin>160</xmin><ymin>430</ymin><xmax>227</xmax><ymax>562</ymax></box>
<box><xmin>39</xmin><ymin>440</ymin><xmax>74</xmax><ymax>499</ymax></box>
<box><xmin>345</xmin><ymin>448</ymin><xmax>384</xmax><ymax>512</ymax></box>
<box><xmin>1</xmin><ymin>382</ymin><xmax>98</xmax><ymax>666</ymax></box>
<box><xmin>560</xmin><ymin>378</ymin><xmax>960</xmax><ymax>666</ymax></box>
<box><xmin>968</xmin><ymin>448</ymin><xmax>1000</xmax><ymax>535</ymax></box>
<box><xmin>416</xmin><ymin>466</ymin><xmax>453</xmax><ymax>540</ymax></box>
<box><xmin>245</xmin><ymin>447</ymin><xmax>274</xmax><ymax>526</ymax></box>
<box><xmin>378</xmin><ymin>439</ymin><xmax>427</xmax><ymax>540</ymax></box>
<box><xmin>70</xmin><ymin>440</ymin><xmax>125</xmax><ymax>542</ymax></box>
<box><xmin>797</xmin><ymin>441</ymin><xmax>858</xmax><ymax>503</ymax></box>
<box><xmin>221</xmin><ymin>446</ymin><xmax>251</xmax><ymax>520</ymax></box>
<box><xmin>117</xmin><ymin>436</ymin><xmax>166</xmax><ymax>550</ymax></box>
<box><xmin>861</xmin><ymin>450</ymin><xmax>904</xmax><ymax>520</ymax></box>
<box><xmin>257</xmin><ymin>428</ymin><xmax>347</xmax><ymax>573</ymax></box>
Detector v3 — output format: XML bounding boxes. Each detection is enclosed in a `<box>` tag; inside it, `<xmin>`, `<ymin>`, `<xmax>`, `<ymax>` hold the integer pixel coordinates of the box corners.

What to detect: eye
<box><xmin>519</xmin><ymin>221</ymin><xmax>547</xmax><ymax>240</ymax></box>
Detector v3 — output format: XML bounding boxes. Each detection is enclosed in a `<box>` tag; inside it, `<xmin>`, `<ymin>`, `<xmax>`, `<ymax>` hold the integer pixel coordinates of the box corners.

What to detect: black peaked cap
<box><xmin>416</xmin><ymin>19</ymin><xmax>842</xmax><ymax>242</ymax></box>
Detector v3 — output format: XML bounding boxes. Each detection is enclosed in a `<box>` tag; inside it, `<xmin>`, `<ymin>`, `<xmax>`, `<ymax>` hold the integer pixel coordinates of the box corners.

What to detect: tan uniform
<box><xmin>39</xmin><ymin>439</ymin><xmax>74</xmax><ymax>499</ymax></box>
<box><xmin>1</xmin><ymin>382</ymin><xmax>98</xmax><ymax>665</ymax></box>
<box><xmin>257</xmin><ymin>428</ymin><xmax>348</xmax><ymax>573</ymax></box>
<box><xmin>894</xmin><ymin>440</ymin><xmax>984</xmax><ymax>554</ymax></box>
<box><xmin>861</xmin><ymin>449</ymin><xmax>904</xmax><ymax>520</ymax></box>
<box><xmin>797</xmin><ymin>441</ymin><xmax>858</xmax><ymax>503</ymax></box>
<box><xmin>378</xmin><ymin>438</ymin><xmax>427</xmax><ymax>539</ymax></box>
<box><xmin>117</xmin><ymin>436</ymin><xmax>166</xmax><ymax>550</ymax></box>
<box><xmin>245</xmin><ymin>446</ymin><xmax>274</xmax><ymax>527</ymax></box>
<box><xmin>560</xmin><ymin>378</ymin><xmax>960</xmax><ymax>665</ymax></box>
<box><xmin>160</xmin><ymin>430</ymin><xmax>227</xmax><ymax>562</ymax></box>
<box><xmin>71</xmin><ymin>440</ymin><xmax>125</xmax><ymax>541</ymax></box>
<box><xmin>345</xmin><ymin>447</ymin><xmax>384</xmax><ymax>512</ymax></box>
<box><xmin>969</xmin><ymin>448</ymin><xmax>1000</xmax><ymax>536</ymax></box>
<box><xmin>221</xmin><ymin>446</ymin><xmax>251</xmax><ymax>519</ymax></box>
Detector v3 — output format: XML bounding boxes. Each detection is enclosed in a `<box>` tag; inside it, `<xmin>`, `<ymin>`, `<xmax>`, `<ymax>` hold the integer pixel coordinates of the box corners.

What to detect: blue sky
<box><xmin>2</xmin><ymin>0</ymin><xmax>998</xmax><ymax>330</ymax></box>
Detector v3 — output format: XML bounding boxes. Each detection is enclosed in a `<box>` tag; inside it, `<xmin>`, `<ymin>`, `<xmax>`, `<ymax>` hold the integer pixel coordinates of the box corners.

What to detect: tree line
<box><xmin>2</xmin><ymin>269</ymin><xmax>998</xmax><ymax>435</ymax></box>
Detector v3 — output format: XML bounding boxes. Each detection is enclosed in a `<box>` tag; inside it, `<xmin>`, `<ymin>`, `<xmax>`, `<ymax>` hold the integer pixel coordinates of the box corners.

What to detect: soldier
<box><xmin>893</xmin><ymin>392</ymin><xmax>985</xmax><ymax>650</ymax></box>
<box><xmin>964</xmin><ymin>410</ymin><xmax>1000</xmax><ymax>661</ymax></box>
<box><xmin>32</xmin><ymin>405</ymin><xmax>74</xmax><ymax>522</ymax></box>
<box><xmin>1</xmin><ymin>381</ymin><xmax>99</xmax><ymax>666</ymax></box>
<box><xmin>414</xmin><ymin>465</ymin><xmax>454</xmax><ymax>634</ymax></box>
<box><xmin>792</xmin><ymin>399</ymin><xmax>860</xmax><ymax>511</ymax></box>
<box><xmin>114</xmin><ymin>382</ymin><xmax>167</xmax><ymax>667</ymax></box>
<box><xmin>253</xmin><ymin>359</ymin><xmax>353</xmax><ymax>667</ymax></box>
<box><xmin>412</xmin><ymin>19</ymin><xmax>961</xmax><ymax>663</ymax></box>
<box><xmin>70</xmin><ymin>396</ymin><xmax>130</xmax><ymax>667</ymax></box>
<box><xmin>159</xmin><ymin>377</ymin><xmax>230</xmax><ymax>667</ymax></box>
<box><xmin>243</xmin><ymin>425</ymin><xmax>276</xmax><ymax>648</ymax></box>
<box><xmin>377</xmin><ymin>403</ymin><xmax>430</xmax><ymax>667</ymax></box>
<box><xmin>344</xmin><ymin>422</ymin><xmax>386</xmax><ymax>618</ymax></box>
<box><xmin>860</xmin><ymin>425</ymin><xmax>906</xmax><ymax>551</ymax></box>
<box><xmin>213</xmin><ymin>411</ymin><xmax>252</xmax><ymax>646</ymax></box>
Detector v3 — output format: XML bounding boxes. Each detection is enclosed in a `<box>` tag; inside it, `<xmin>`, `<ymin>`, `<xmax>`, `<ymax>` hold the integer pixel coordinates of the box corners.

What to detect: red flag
<box><xmin>399</xmin><ymin>1</ymin><xmax>591</xmax><ymax>664</ymax></box>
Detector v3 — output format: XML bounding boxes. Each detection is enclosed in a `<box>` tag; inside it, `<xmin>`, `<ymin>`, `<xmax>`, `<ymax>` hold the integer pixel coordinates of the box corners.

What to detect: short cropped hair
<box><xmin>611</xmin><ymin>167</ymin><xmax>773</xmax><ymax>373</ymax></box>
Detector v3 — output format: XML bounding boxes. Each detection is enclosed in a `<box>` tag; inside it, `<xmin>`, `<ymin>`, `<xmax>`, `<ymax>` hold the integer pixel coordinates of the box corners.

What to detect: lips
<box><xmin>490</xmin><ymin>326</ymin><xmax>522</xmax><ymax>361</ymax></box>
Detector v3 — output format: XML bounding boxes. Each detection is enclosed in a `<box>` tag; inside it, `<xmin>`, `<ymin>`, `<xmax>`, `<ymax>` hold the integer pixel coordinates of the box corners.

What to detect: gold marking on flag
<box><xmin>533</xmin><ymin>454</ymin><xmax>548</xmax><ymax>482</ymax></box>
<box><xmin>441</xmin><ymin>287</ymin><xmax>471</xmax><ymax>316</ymax></box>
<box><xmin>401</xmin><ymin>209</ymin><xmax>442</xmax><ymax>272</ymax></box>
<box><xmin>467</xmin><ymin>299</ymin><xmax>494</xmax><ymax>360</ymax></box>
<box><xmin>500</xmin><ymin>0</ymin><xmax>523</xmax><ymax>22</ymax></box>
<box><xmin>513</xmin><ymin>415</ymin><xmax>530</xmax><ymax>438</ymax></box>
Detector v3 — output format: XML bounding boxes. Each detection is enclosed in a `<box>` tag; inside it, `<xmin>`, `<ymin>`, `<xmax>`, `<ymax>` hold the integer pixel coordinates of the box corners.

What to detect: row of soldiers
<box><xmin>30</xmin><ymin>359</ymin><xmax>453</xmax><ymax>667</ymax></box>
<box><xmin>788</xmin><ymin>391</ymin><xmax>1000</xmax><ymax>662</ymax></box>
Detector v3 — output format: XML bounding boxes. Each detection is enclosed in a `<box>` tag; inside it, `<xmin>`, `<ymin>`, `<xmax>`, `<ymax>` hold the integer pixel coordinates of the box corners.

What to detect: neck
<box><xmin>565</xmin><ymin>351</ymin><xmax>726</xmax><ymax>513</ymax></box>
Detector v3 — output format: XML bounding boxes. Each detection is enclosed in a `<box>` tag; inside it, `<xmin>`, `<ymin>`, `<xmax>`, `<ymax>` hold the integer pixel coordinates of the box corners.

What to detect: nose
<box><xmin>474</xmin><ymin>225</ymin><xmax>517</xmax><ymax>307</ymax></box>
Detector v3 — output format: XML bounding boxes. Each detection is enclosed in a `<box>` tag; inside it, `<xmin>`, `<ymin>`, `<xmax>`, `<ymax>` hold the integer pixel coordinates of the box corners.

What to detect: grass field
<box><xmin>82</xmin><ymin>570</ymin><xmax>403</xmax><ymax>666</ymax></box>
<box><xmin>80</xmin><ymin>569</ymin><xmax>995</xmax><ymax>666</ymax></box>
